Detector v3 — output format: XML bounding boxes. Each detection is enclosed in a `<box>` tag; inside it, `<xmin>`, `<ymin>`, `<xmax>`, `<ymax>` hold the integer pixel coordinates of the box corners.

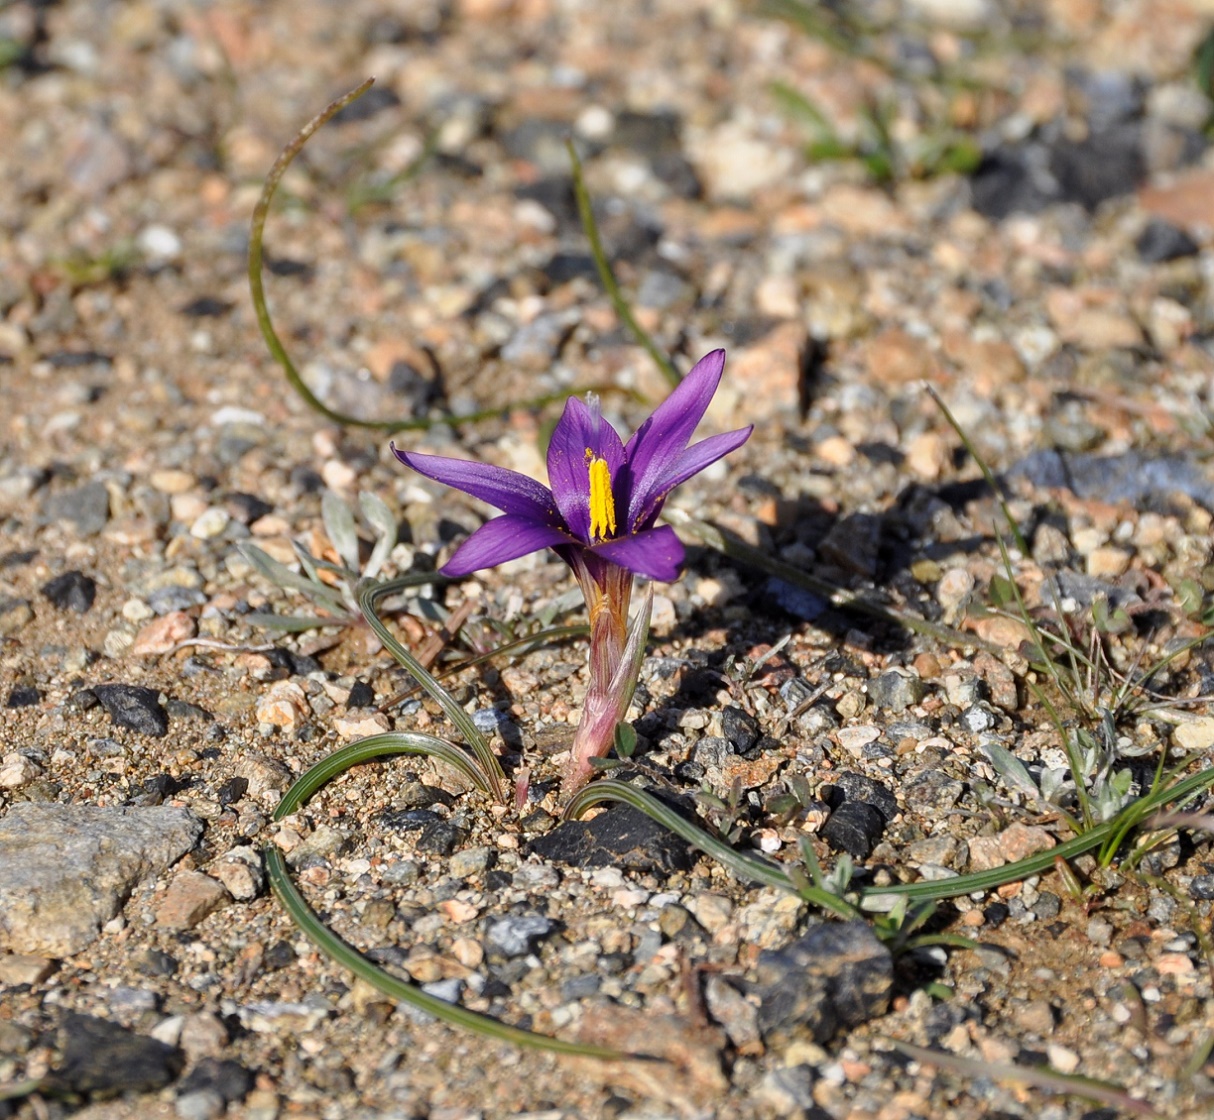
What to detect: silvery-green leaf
<box><xmin>244</xmin><ymin>612</ymin><xmax>339</xmax><ymax>632</ymax></box>
<box><xmin>322</xmin><ymin>490</ymin><xmax>361</xmax><ymax>574</ymax></box>
<box><xmin>980</xmin><ymin>739</ymin><xmax>1039</xmax><ymax>799</ymax></box>
<box><xmin>360</xmin><ymin>491</ymin><xmax>398</xmax><ymax>580</ymax></box>
<box><xmin>239</xmin><ymin>542</ymin><xmax>325</xmax><ymax>598</ymax></box>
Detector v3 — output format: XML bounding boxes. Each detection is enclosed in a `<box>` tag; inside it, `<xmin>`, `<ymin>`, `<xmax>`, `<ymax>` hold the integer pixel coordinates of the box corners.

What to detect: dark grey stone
<box><xmin>867</xmin><ymin>670</ymin><xmax>926</xmax><ymax>712</ymax></box>
<box><xmin>1136</xmin><ymin>218</ymin><xmax>1199</xmax><ymax>263</ymax></box>
<box><xmin>720</xmin><ymin>705</ymin><xmax>761</xmax><ymax>753</ymax></box>
<box><xmin>177</xmin><ymin>1058</ymin><xmax>253</xmax><ymax>1105</ymax></box>
<box><xmin>752</xmin><ymin>921</ymin><xmax>892</xmax><ymax>1044</ymax></box>
<box><xmin>43</xmin><ymin>1013</ymin><xmax>183</xmax><ymax>1097</ymax></box>
<box><xmin>486</xmin><ymin>914</ymin><xmax>557</xmax><ymax>958</ymax></box>
<box><xmin>1189</xmin><ymin>874</ymin><xmax>1214</xmax><ymax>901</ymax></box>
<box><xmin>1050</xmin><ymin>122</ymin><xmax>1145</xmax><ymax>210</ymax></box>
<box><xmin>42</xmin><ymin>481</ymin><xmax>110</xmax><ymax>535</ymax></box>
<box><xmin>528</xmin><ymin>800</ymin><xmax>695</xmax><ymax>874</ymax></box>
<box><xmin>828</xmin><ymin>771</ymin><xmax>898</xmax><ymax>823</ymax></box>
<box><xmin>416</xmin><ymin>819</ymin><xmax>467</xmax><ymax>856</ymax></box>
<box><xmin>820</xmin><ymin>800</ymin><xmax>886</xmax><ymax>859</ymax></box>
<box><xmin>1005</xmin><ymin>449</ymin><xmax>1214</xmax><ymax>511</ymax></box>
<box><xmin>764</xmin><ymin>577</ymin><xmax>827</xmax><ymax>621</ymax></box>
<box><xmin>94</xmin><ymin>684</ymin><xmax>169</xmax><ymax>737</ymax></box>
<box><xmin>6</xmin><ymin>685</ymin><xmax>40</xmax><ymax>708</ymax></box>
<box><xmin>40</xmin><ymin>570</ymin><xmax>97</xmax><ymax>613</ymax></box>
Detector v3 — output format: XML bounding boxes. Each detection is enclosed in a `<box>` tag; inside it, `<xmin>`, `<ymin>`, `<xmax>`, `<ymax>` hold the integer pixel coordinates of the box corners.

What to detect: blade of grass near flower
<box><xmin>564</xmin><ymin>780</ymin><xmax>858</xmax><ymax>919</ymax></box>
<box><xmin>567</xmin><ymin>140</ymin><xmax>681</xmax><ymax>389</ymax></box>
<box><xmin>379</xmin><ymin>623</ymin><xmax>588</xmax><ymax>710</ymax></box>
<box><xmin>888</xmin><ymin>1040</ymin><xmax>1157</xmax><ymax>1117</ymax></box>
<box><xmin>264</xmin><ymin>847</ymin><xmax>630</xmax><ymax>1060</ymax></box>
<box><xmin>273</xmin><ymin>733</ymin><xmax>497</xmax><ymax>815</ymax></box>
<box><xmin>358</xmin><ymin>577</ymin><xmax>506</xmax><ymax>800</ymax></box>
<box><xmin>250</xmin><ymin>80</ymin><xmax>630</xmax><ymax>432</ymax></box>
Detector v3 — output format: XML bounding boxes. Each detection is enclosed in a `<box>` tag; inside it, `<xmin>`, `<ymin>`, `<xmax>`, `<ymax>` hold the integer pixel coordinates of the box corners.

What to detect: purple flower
<box><xmin>391</xmin><ymin>349</ymin><xmax>751</xmax><ymax>584</ymax></box>
<box><xmin>393</xmin><ymin>349</ymin><xmax>750</xmax><ymax>796</ymax></box>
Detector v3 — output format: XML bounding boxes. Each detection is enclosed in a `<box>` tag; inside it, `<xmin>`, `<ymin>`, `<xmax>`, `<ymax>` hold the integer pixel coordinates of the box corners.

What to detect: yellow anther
<box><xmin>587</xmin><ymin>454</ymin><xmax>616</xmax><ymax>541</ymax></box>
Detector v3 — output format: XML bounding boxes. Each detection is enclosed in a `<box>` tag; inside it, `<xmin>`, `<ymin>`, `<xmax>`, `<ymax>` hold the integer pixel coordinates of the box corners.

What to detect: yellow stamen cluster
<box><xmin>586</xmin><ymin>452</ymin><xmax>616</xmax><ymax>541</ymax></box>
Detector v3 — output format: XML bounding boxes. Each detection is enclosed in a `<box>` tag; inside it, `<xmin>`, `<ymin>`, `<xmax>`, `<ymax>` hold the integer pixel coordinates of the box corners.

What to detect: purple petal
<box><xmin>546</xmin><ymin>396</ymin><xmax>626</xmax><ymax>542</ymax></box>
<box><xmin>593</xmin><ymin>525</ymin><xmax>685</xmax><ymax>582</ymax></box>
<box><xmin>392</xmin><ymin>444</ymin><xmax>558</xmax><ymax>522</ymax></box>
<box><xmin>628</xmin><ymin>425</ymin><xmax>753</xmax><ymax>531</ymax></box>
<box><xmin>622</xmin><ymin>349</ymin><xmax>727</xmax><ymax>526</ymax></box>
<box><xmin>440</xmin><ymin>514</ymin><xmax>575</xmax><ymax>577</ymax></box>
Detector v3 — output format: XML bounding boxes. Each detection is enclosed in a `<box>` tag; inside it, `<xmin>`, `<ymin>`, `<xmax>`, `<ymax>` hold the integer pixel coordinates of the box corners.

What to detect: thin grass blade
<box><xmin>360</xmin><ymin>491</ymin><xmax>398</xmax><ymax>579</ymax></box>
<box><xmin>273</xmin><ymin>732</ymin><xmax>497</xmax><ymax>817</ymax></box>
<box><xmin>358</xmin><ymin>578</ymin><xmax>505</xmax><ymax>801</ymax></box>
<box><xmin>888</xmin><ymin>1040</ymin><xmax>1157</xmax><ymax>1117</ymax></box>
<box><xmin>264</xmin><ymin>847</ymin><xmax>630</xmax><ymax>1059</ymax></box>
<box><xmin>564</xmin><ymin>779</ymin><xmax>858</xmax><ymax>919</ymax></box>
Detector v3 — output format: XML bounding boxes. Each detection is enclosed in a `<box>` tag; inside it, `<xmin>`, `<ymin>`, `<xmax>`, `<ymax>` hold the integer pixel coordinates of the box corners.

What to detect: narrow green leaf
<box><xmin>358</xmin><ymin>578</ymin><xmax>506</xmax><ymax>801</ymax></box>
<box><xmin>264</xmin><ymin>847</ymin><xmax>630</xmax><ymax>1060</ymax></box>
<box><xmin>273</xmin><ymin>732</ymin><xmax>498</xmax><ymax>816</ymax></box>
<box><xmin>566</xmin><ymin>140</ymin><xmax>680</xmax><ymax>389</ymax></box>
<box><xmin>888</xmin><ymin>1040</ymin><xmax>1157</xmax><ymax>1116</ymax></box>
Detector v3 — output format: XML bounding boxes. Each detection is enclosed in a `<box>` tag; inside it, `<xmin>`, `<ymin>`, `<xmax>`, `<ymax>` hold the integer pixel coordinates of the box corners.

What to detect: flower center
<box><xmin>586</xmin><ymin>451</ymin><xmax>616</xmax><ymax>541</ymax></box>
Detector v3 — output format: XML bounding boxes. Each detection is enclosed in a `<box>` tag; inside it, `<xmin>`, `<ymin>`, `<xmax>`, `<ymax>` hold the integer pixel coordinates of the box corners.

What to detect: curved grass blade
<box><xmin>264</xmin><ymin>846</ymin><xmax>630</xmax><ymax>1060</ymax></box>
<box><xmin>250</xmin><ymin>81</ymin><xmax>636</xmax><ymax>432</ymax></box>
<box><xmin>888</xmin><ymin>1040</ymin><xmax>1157</xmax><ymax>1117</ymax></box>
<box><xmin>273</xmin><ymin>732</ymin><xmax>497</xmax><ymax>817</ymax></box>
<box><xmin>567</xmin><ymin>140</ymin><xmax>680</xmax><ymax>389</ymax></box>
<box><xmin>358</xmin><ymin>577</ymin><xmax>506</xmax><ymax>801</ymax></box>
<box><xmin>380</xmin><ymin>623</ymin><xmax>588</xmax><ymax>708</ymax></box>
<box><xmin>863</xmin><ymin>766</ymin><xmax>1214</xmax><ymax>904</ymax></box>
<box><xmin>564</xmin><ymin>779</ymin><xmax>857</xmax><ymax>920</ymax></box>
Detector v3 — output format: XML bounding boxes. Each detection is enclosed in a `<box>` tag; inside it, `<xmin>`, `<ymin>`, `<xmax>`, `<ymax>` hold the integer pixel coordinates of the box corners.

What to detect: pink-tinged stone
<box><xmin>1045</xmin><ymin>288</ymin><xmax>1142</xmax><ymax>350</ymax></box>
<box><xmin>131</xmin><ymin>611</ymin><xmax>196</xmax><ymax>656</ymax></box>
<box><xmin>155</xmin><ymin>870</ymin><xmax>229</xmax><ymax>930</ymax></box>
<box><xmin>863</xmin><ymin>327</ymin><xmax>941</xmax><ymax>386</ymax></box>
<box><xmin>1139</xmin><ymin>168</ymin><xmax>1214</xmax><ymax>231</ymax></box>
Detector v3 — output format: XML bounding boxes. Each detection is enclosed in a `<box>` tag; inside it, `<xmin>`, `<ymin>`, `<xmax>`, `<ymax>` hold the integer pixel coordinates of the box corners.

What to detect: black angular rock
<box><xmin>820</xmin><ymin>800</ymin><xmax>886</xmax><ymax>859</ymax></box>
<box><xmin>41</xmin><ymin>570</ymin><xmax>97</xmax><ymax>613</ymax></box>
<box><xmin>179</xmin><ymin>296</ymin><xmax>232</xmax><ymax>318</ymax></box>
<box><xmin>529</xmin><ymin>799</ymin><xmax>696</xmax><ymax>874</ymax></box>
<box><xmin>224</xmin><ymin>491</ymin><xmax>274</xmax><ymax>525</ymax></box>
<box><xmin>1049</xmin><ymin>123</ymin><xmax>1145</xmax><ymax>210</ymax></box>
<box><xmin>752</xmin><ymin>921</ymin><xmax>892</xmax><ymax>1044</ymax></box>
<box><xmin>178</xmin><ymin>1058</ymin><xmax>254</xmax><ymax>1105</ymax></box>
<box><xmin>6</xmin><ymin>685</ymin><xmax>41</xmax><ymax>708</ymax></box>
<box><xmin>217</xmin><ymin>776</ymin><xmax>248</xmax><ymax>806</ymax></box>
<box><xmin>416</xmin><ymin>819</ymin><xmax>467</xmax><ymax>856</ymax></box>
<box><xmin>1136</xmin><ymin>218</ymin><xmax>1199</xmax><ymax>263</ymax></box>
<box><xmin>969</xmin><ymin>144</ymin><xmax>1058</xmax><ymax>218</ymax></box>
<box><xmin>720</xmin><ymin>705</ymin><xmax>760</xmax><ymax>753</ymax></box>
<box><xmin>43</xmin><ymin>1013</ymin><xmax>183</xmax><ymax>1097</ymax></box>
<box><xmin>346</xmin><ymin>680</ymin><xmax>375</xmax><ymax>708</ymax></box>
<box><xmin>93</xmin><ymin>684</ymin><xmax>169</xmax><ymax>737</ymax></box>
<box><xmin>827</xmin><ymin>771</ymin><xmax>898</xmax><ymax>823</ymax></box>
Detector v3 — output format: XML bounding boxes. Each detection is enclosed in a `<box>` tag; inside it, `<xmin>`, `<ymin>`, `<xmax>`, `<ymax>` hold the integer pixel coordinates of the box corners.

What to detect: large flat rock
<box><xmin>0</xmin><ymin>803</ymin><xmax>203</xmax><ymax>957</ymax></box>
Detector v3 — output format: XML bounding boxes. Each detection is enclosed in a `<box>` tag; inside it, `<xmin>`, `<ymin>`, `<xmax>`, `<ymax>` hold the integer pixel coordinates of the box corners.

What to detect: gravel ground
<box><xmin>3</xmin><ymin>1</ymin><xmax>1214</xmax><ymax>1118</ymax></box>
